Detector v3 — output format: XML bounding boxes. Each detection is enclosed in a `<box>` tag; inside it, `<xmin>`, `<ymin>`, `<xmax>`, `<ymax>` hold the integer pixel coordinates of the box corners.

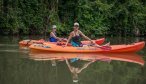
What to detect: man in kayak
<box><xmin>49</xmin><ymin>25</ymin><xmax>67</xmax><ymax>42</ymax></box>
<box><xmin>64</xmin><ymin>22</ymin><xmax>94</xmax><ymax>47</ymax></box>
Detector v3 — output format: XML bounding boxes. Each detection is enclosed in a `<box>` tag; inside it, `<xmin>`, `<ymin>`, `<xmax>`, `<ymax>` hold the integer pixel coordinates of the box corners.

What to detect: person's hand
<box><xmin>89</xmin><ymin>40</ymin><xmax>93</xmax><ymax>43</ymax></box>
<box><xmin>62</xmin><ymin>38</ymin><xmax>67</xmax><ymax>42</ymax></box>
<box><xmin>62</xmin><ymin>44</ymin><xmax>66</xmax><ymax>47</ymax></box>
<box><xmin>58</xmin><ymin>38</ymin><xmax>62</xmax><ymax>42</ymax></box>
<box><xmin>90</xmin><ymin>40</ymin><xmax>95</xmax><ymax>45</ymax></box>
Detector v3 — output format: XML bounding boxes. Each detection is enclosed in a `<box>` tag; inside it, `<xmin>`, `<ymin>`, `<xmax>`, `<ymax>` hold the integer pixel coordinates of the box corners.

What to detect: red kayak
<box><xmin>19</xmin><ymin>38</ymin><xmax>105</xmax><ymax>47</ymax></box>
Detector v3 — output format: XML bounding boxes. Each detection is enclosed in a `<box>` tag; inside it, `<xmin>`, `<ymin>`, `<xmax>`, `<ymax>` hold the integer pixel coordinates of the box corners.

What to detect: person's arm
<box><xmin>65</xmin><ymin>59</ymin><xmax>73</xmax><ymax>72</ymax></box>
<box><xmin>64</xmin><ymin>32</ymin><xmax>73</xmax><ymax>47</ymax></box>
<box><xmin>50</xmin><ymin>32</ymin><xmax>61</xmax><ymax>40</ymax></box>
<box><xmin>77</xmin><ymin>61</ymin><xmax>94</xmax><ymax>73</ymax></box>
<box><xmin>78</xmin><ymin>31</ymin><xmax>93</xmax><ymax>43</ymax></box>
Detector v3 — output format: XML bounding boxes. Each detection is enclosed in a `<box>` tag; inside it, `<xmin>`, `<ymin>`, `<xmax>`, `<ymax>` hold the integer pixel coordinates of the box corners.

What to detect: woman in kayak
<box><xmin>64</xmin><ymin>22</ymin><xmax>94</xmax><ymax>47</ymax></box>
<box><xmin>50</xmin><ymin>25</ymin><xmax>67</xmax><ymax>42</ymax></box>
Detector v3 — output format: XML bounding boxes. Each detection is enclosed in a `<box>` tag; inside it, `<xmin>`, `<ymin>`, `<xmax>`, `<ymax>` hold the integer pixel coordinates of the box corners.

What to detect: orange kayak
<box><xmin>29</xmin><ymin>52</ymin><xmax>144</xmax><ymax>66</ymax></box>
<box><xmin>19</xmin><ymin>38</ymin><xmax>105</xmax><ymax>47</ymax></box>
<box><xmin>29</xmin><ymin>41</ymin><xmax>145</xmax><ymax>53</ymax></box>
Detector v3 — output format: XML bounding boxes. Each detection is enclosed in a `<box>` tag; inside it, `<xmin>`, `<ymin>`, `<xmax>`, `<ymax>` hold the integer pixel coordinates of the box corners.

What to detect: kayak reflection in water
<box><xmin>49</xmin><ymin>25</ymin><xmax>67</xmax><ymax>42</ymax></box>
<box><xmin>65</xmin><ymin>59</ymin><xmax>94</xmax><ymax>82</ymax></box>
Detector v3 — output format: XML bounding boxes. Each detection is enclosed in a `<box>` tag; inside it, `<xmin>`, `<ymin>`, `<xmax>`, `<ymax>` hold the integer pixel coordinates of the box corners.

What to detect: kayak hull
<box><xmin>29</xmin><ymin>41</ymin><xmax>145</xmax><ymax>53</ymax></box>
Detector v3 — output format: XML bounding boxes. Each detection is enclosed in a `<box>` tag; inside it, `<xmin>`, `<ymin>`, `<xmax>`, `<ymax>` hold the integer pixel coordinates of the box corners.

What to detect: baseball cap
<box><xmin>52</xmin><ymin>25</ymin><xmax>57</xmax><ymax>29</ymax></box>
<box><xmin>74</xmin><ymin>22</ymin><xmax>79</xmax><ymax>26</ymax></box>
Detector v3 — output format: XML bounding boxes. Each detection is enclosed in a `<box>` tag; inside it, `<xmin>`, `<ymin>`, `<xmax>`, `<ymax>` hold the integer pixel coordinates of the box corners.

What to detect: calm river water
<box><xmin>0</xmin><ymin>36</ymin><xmax>146</xmax><ymax>84</ymax></box>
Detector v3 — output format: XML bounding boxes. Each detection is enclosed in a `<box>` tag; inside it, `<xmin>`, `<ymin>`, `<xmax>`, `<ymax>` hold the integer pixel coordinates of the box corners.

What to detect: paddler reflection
<box><xmin>28</xmin><ymin>52</ymin><xmax>144</xmax><ymax>83</ymax></box>
<box><xmin>65</xmin><ymin>59</ymin><xmax>95</xmax><ymax>82</ymax></box>
<box><xmin>51</xmin><ymin>60</ymin><xmax>56</xmax><ymax>66</ymax></box>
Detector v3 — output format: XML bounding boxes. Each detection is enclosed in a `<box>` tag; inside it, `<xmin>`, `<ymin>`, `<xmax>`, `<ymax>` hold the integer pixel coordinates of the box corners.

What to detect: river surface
<box><xmin>0</xmin><ymin>36</ymin><xmax>146</xmax><ymax>84</ymax></box>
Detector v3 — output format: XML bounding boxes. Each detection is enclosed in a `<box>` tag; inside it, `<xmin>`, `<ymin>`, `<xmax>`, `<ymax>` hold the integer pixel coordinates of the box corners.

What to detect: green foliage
<box><xmin>0</xmin><ymin>0</ymin><xmax>146</xmax><ymax>36</ymax></box>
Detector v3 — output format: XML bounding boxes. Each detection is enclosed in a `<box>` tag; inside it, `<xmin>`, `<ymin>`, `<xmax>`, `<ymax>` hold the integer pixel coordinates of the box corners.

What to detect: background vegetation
<box><xmin>0</xmin><ymin>0</ymin><xmax>146</xmax><ymax>36</ymax></box>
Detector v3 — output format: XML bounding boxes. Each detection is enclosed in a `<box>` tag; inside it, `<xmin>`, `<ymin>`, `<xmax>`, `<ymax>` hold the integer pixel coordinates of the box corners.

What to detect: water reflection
<box><xmin>0</xmin><ymin>44</ymin><xmax>18</xmax><ymax>47</ymax></box>
<box><xmin>19</xmin><ymin>46</ymin><xmax>29</xmax><ymax>50</ymax></box>
<box><xmin>65</xmin><ymin>59</ymin><xmax>94</xmax><ymax>82</ymax></box>
<box><xmin>29</xmin><ymin>53</ymin><xmax>144</xmax><ymax>66</ymax></box>
<box><xmin>29</xmin><ymin>52</ymin><xmax>144</xmax><ymax>83</ymax></box>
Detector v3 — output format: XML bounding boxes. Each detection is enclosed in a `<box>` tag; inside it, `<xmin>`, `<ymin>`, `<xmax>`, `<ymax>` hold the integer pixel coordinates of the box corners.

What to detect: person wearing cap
<box><xmin>49</xmin><ymin>25</ymin><xmax>65</xmax><ymax>42</ymax></box>
<box><xmin>64</xmin><ymin>22</ymin><xmax>94</xmax><ymax>47</ymax></box>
